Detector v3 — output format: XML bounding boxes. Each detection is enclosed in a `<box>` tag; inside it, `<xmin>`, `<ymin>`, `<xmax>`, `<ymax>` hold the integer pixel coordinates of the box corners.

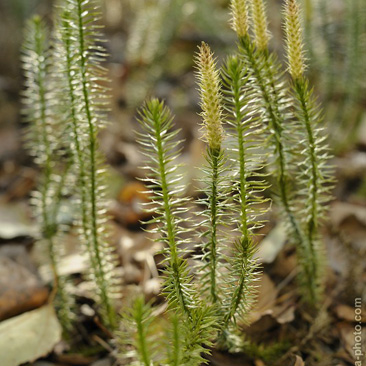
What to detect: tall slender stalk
<box><xmin>220</xmin><ymin>56</ymin><xmax>264</xmax><ymax>331</ymax></box>
<box><xmin>136</xmin><ymin>100</ymin><xmax>217</xmax><ymax>365</ymax></box>
<box><xmin>55</xmin><ymin>0</ymin><xmax>118</xmax><ymax>328</ymax></box>
<box><xmin>22</xmin><ymin>16</ymin><xmax>73</xmax><ymax>330</ymax></box>
<box><xmin>195</xmin><ymin>42</ymin><xmax>226</xmax><ymax>306</ymax></box>
<box><xmin>284</xmin><ymin>0</ymin><xmax>333</xmax><ymax>304</ymax></box>
<box><xmin>237</xmin><ymin>35</ymin><xmax>304</xmax><ymax>245</ymax></box>
<box><xmin>136</xmin><ymin>99</ymin><xmax>194</xmax><ymax>317</ymax></box>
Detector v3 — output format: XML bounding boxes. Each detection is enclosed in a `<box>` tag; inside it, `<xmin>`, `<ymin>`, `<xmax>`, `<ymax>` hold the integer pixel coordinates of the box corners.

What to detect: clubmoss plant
<box><xmin>22</xmin><ymin>0</ymin><xmax>335</xmax><ymax>360</ymax></box>
<box><xmin>229</xmin><ymin>0</ymin><xmax>334</xmax><ymax>306</ymax></box>
<box><xmin>136</xmin><ymin>99</ymin><xmax>196</xmax><ymax>316</ymax></box>
<box><xmin>250</xmin><ymin>0</ymin><xmax>270</xmax><ymax>51</ymax></box>
<box><xmin>22</xmin><ymin>15</ymin><xmax>73</xmax><ymax>331</ymax></box>
<box><xmin>129</xmin><ymin>42</ymin><xmax>268</xmax><ymax>363</ymax></box>
<box><xmin>231</xmin><ymin>0</ymin><xmax>304</xmax><ymax>254</ymax></box>
<box><xmin>130</xmin><ymin>0</ymin><xmax>334</xmax><ymax>357</ymax></box>
<box><xmin>220</xmin><ymin>54</ymin><xmax>266</xmax><ymax>332</ymax></box>
<box><xmin>135</xmin><ymin>98</ymin><xmax>218</xmax><ymax>365</ymax></box>
<box><xmin>53</xmin><ymin>0</ymin><xmax>119</xmax><ymax>329</ymax></box>
<box><xmin>284</xmin><ymin>0</ymin><xmax>333</xmax><ymax>304</ymax></box>
<box><xmin>118</xmin><ymin>296</ymin><xmax>158</xmax><ymax>366</ymax></box>
<box><xmin>230</xmin><ymin>0</ymin><xmax>249</xmax><ymax>38</ymax></box>
<box><xmin>23</xmin><ymin>0</ymin><xmax>120</xmax><ymax>331</ymax></box>
<box><xmin>195</xmin><ymin>42</ymin><xmax>226</xmax><ymax>305</ymax></box>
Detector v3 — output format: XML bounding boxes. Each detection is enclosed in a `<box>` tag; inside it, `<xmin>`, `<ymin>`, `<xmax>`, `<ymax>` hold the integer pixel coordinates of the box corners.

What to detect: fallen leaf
<box><xmin>207</xmin><ymin>349</ymin><xmax>252</xmax><ymax>366</ymax></box>
<box><xmin>255</xmin><ymin>223</ymin><xmax>287</xmax><ymax>264</ymax></box>
<box><xmin>337</xmin><ymin>321</ymin><xmax>366</xmax><ymax>359</ymax></box>
<box><xmin>39</xmin><ymin>252</ymin><xmax>87</xmax><ymax>283</ymax></box>
<box><xmin>274</xmin><ymin>304</ymin><xmax>296</xmax><ymax>324</ymax></box>
<box><xmin>334</xmin><ymin>304</ymin><xmax>366</xmax><ymax>323</ymax></box>
<box><xmin>0</xmin><ymin>256</ymin><xmax>49</xmax><ymax>320</ymax></box>
<box><xmin>330</xmin><ymin>202</ymin><xmax>366</xmax><ymax>229</ymax></box>
<box><xmin>0</xmin><ymin>304</ymin><xmax>62</xmax><ymax>366</ymax></box>
<box><xmin>0</xmin><ymin>202</ymin><xmax>37</xmax><ymax>239</ymax></box>
<box><xmin>110</xmin><ymin>181</ymin><xmax>152</xmax><ymax>227</ymax></box>
<box><xmin>248</xmin><ymin>273</ymin><xmax>278</xmax><ymax>324</ymax></box>
<box><xmin>118</xmin><ymin>227</ymin><xmax>162</xmax><ymax>281</ymax></box>
<box><xmin>293</xmin><ymin>355</ymin><xmax>305</xmax><ymax>366</ymax></box>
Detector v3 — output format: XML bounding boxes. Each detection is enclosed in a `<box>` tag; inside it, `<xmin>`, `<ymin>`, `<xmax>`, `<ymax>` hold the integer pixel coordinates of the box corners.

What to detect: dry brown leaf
<box><xmin>248</xmin><ymin>273</ymin><xmax>278</xmax><ymax>324</ymax></box>
<box><xmin>255</xmin><ymin>223</ymin><xmax>287</xmax><ymax>264</ymax></box>
<box><xmin>337</xmin><ymin>321</ymin><xmax>366</xmax><ymax>359</ymax></box>
<box><xmin>0</xmin><ymin>256</ymin><xmax>48</xmax><ymax>320</ymax></box>
<box><xmin>0</xmin><ymin>202</ymin><xmax>37</xmax><ymax>239</ymax></box>
<box><xmin>274</xmin><ymin>304</ymin><xmax>296</xmax><ymax>324</ymax></box>
<box><xmin>293</xmin><ymin>355</ymin><xmax>305</xmax><ymax>366</ymax></box>
<box><xmin>330</xmin><ymin>202</ymin><xmax>366</xmax><ymax>228</ymax></box>
<box><xmin>334</xmin><ymin>304</ymin><xmax>366</xmax><ymax>322</ymax></box>
<box><xmin>0</xmin><ymin>304</ymin><xmax>61</xmax><ymax>366</ymax></box>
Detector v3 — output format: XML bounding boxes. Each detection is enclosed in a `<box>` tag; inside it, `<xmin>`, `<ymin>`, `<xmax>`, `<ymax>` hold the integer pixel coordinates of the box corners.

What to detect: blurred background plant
<box><xmin>1</xmin><ymin>0</ymin><xmax>365</xmax><ymax>153</ymax></box>
<box><xmin>300</xmin><ymin>0</ymin><xmax>366</xmax><ymax>150</ymax></box>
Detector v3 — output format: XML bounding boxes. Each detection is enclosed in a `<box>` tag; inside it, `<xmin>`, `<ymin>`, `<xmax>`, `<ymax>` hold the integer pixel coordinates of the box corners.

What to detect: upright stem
<box><xmin>294</xmin><ymin>80</ymin><xmax>319</xmax><ymax>301</ymax></box>
<box><xmin>34</xmin><ymin>21</ymin><xmax>59</xmax><ymax>294</ymax></box>
<box><xmin>152</xmin><ymin>107</ymin><xmax>191</xmax><ymax>317</ymax></box>
<box><xmin>239</xmin><ymin>37</ymin><xmax>303</xmax><ymax>243</ymax></box>
<box><xmin>135</xmin><ymin>308</ymin><xmax>151</xmax><ymax>366</ymax></box>
<box><xmin>62</xmin><ymin>19</ymin><xmax>91</xmax><ymax>254</ymax></box>
<box><xmin>75</xmin><ymin>0</ymin><xmax>115</xmax><ymax>328</ymax></box>
<box><xmin>208</xmin><ymin>147</ymin><xmax>220</xmax><ymax>304</ymax></box>
<box><xmin>222</xmin><ymin>69</ymin><xmax>250</xmax><ymax>326</ymax></box>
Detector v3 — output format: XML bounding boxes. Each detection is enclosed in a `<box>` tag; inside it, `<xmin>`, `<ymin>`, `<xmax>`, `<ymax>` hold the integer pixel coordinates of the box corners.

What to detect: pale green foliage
<box><xmin>136</xmin><ymin>99</ymin><xmax>197</xmax><ymax>316</ymax></box>
<box><xmin>53</xmin><ymin>0</ymin><xmax>119</xmax><ymax>329</ymax></box>
<box><xmin>134</xmin><ymin>99</ymin><xmax>219</xmax><ymax>365</ymax></box>
<box><xmin>22</xmin><ymin>16</ymin><xmax>74</xmax><ymax>331</ymax></box>
<box><xmin>228</xmin><ymin>0</ymin><xmax>334</xmax><ymax>306</ymax></box>
<box><xmin>195</xmin><ymin>42</ymin><xmax>225</xmax><ymax>151</ymax></box>
<box><xmin>300</xmin><ymin>0</ymin><xmax>366</xmax><ymax>146</ymax></box>
<box><xmin>23</xmin><ymin>0</ymin><xmax>120</xmax><ymax>331</ymax></box>
<box><xmin>124</xmin><ymin>0</ymin><xmax>228</xmax><ymax>106</ymax></box>
<box><xmin>132</xmin><ymin>38</ymin><xmax>271</xmax><ymax>363</ymax></box>
<box><xmin>284</xmin><ymin>0</ymin><xmax>306</xmax><ymax>80</ymax></box>
<box><xmin>220</xmin><ymin>55</ymin><xmax>267</xmax><ymax>328</ymax></box>
<box><xmin>126</xmin><ymin>0</ymin><xmax>183</xmax><ymax>65</ymax></box>
<box><xmin>227</xmin><ymin>0</ymin><xmax>334</xmax><ymax>305</ymax></box>
<box><xmin>284</xmin><ymin>0</ymin><xmax>333</xmax><ymax>303</ymax></box>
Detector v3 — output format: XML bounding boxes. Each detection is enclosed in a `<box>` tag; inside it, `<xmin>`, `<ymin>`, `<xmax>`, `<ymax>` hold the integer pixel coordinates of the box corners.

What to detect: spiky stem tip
<box><xmin>230</xmin><ymin>0</ymin><xmax>249</xmax><ymax>38</ymax></box>
<box><xmin>195</xmin><ymin>42</ymin><xmax>224</xmax><ymax>151</ymax></box>
<box><xmin>284</xmin><ymin>0</ymin><xmax>306</xmax><ymax>80</ymax></box>
<box><xmin>251</xmin><ymin>0</ymin><xmax>270</xmax><ymax>51</ymax></box>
